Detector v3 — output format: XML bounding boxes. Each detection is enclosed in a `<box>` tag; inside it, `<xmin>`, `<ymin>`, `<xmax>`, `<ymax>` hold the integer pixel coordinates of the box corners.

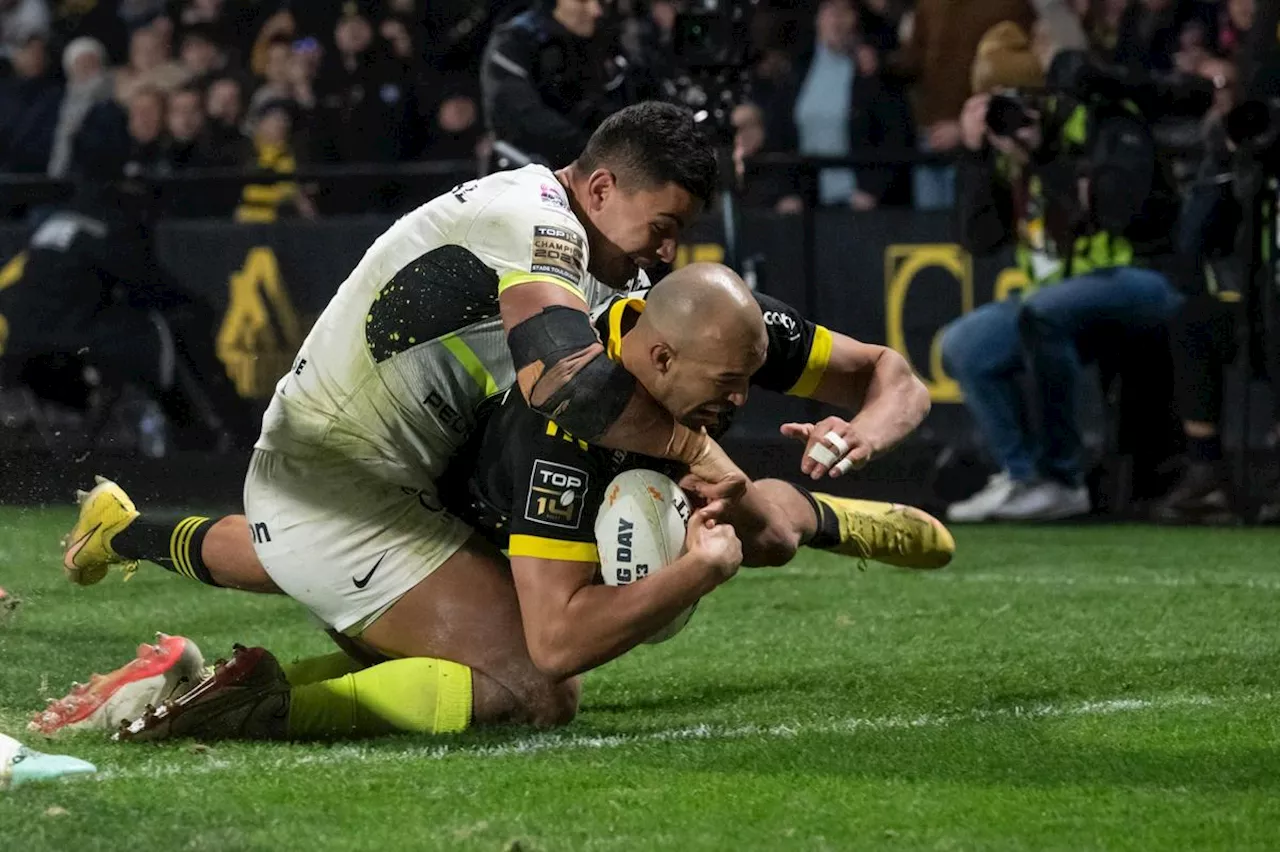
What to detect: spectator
<box><xmin>1150</xmin><ymin>56</ymin><xmax>1248</xmax><ymax>524</ymax></box>
<box><xmin>622</xmin><ymin>0</ymin><xmax>677</xmax><ymax>83</ymax></box>
<box><xmin>1113</xmin><ymin>0</ymin><xmax>1215</xmax><ymax>73</ymax></box>
<box><xmin>114</xmin><ymin>22</ymin><xmax>192</xmax><ymax>104</ymax></box>
<box><xmin>48</xmin><ymin>36</ymin><xmax>113</xmax><ymax>178</ymax></box>
<box><xmin>379</xmin><ymin>14</ymin><xmax>416</xmax><ymax>65</ymax></box>
<box><xmin>887</xmin><ymin>0</ymin><xmax>1036</xmax><ymax>210</ymax></box>
<box><xmin>177</xmin><ymin>22</ymin><xmax>227</xmax><ymax>83</ymax></box>
<box><xmin>0</xmin><ymin>34</ymin><xmax>60</xmax><ymax>174</ymax></box>
<box><xmin>770</xmin><ymin>0</ymin><xmax>913</xmax><ymax>211</ymax></box>
<box><xmin>1074</xmin><ymin>0</ymin><xmax>1129</xmax><ymax>57</ymax></box>
<box><xmin>121</xmin><ymin>86</ymin><xmax>169</xmax><ymax>177</ymax></box>
<box><xmin>858</xmin><ymin>0</ymin><xmax>905</xmax><ymax>52</ymax></box>
<box><xmin>480</xmin><ymin>0</ymin><xmax>628</xmax><ymax>168</ymax></box>
<box><xmin>312</xmin><ymin>7</ymin><xmax>412</xmax><ymax>164</ymax></box>
<box><xmin>177</xmin><ymin>0</ymin><xmax>237</xmax><ymax>54</ymax></box>
<box><xmin>0</xmin><ymin>0</ymin><xmax>49</xmax><ymax>61</ymax></box>
<box><xmin>163</xmin><ymin>84</ymin><xmax>244</xmax><ymax>216</ymax></box>
<box><xmin>284</xmin><ymin>36</ymin><xmax>322</xmax><ymax>116</ymax></box>
<box><xmin>248</xmin><ymin>9</ymin><xmax>294</xmax><ymax>78</ymax></box>
<box><xmin>419</xmin><ymin>79</ymin><xmax>484</xmax><ymax>161</ymax></box>
<box><xmin>248</xmin><ymin>36</ymin><xmax>294</xmax><ymax>115</ymax></box>
<box><xmin>164</xmin><ymin>85</ymin><xmax>211</xmax><ymax>169</ymax></box>
<box><xmin>731</xmin><ymin>102</ymin><xmax>803</xmax><ymax>213</ymax></box>
<box><xmin>1215</xmin><ymin>0</ymin><xmax>1253</xmax><ymax>60</ymax></box>
<box><xmin>235</xmin><ymin>99</ymin><xmax>316</xmax><ymax>223</ymax></box>
<box><xmin>204</xmin><ymin>74</ymin><xmax>251</xmax><ymax>163</ymax></box>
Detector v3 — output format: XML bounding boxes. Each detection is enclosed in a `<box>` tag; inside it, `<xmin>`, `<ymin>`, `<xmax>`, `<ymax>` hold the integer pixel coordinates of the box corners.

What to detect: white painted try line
<box><xmin>92</xmin><ymin>691</ymin><xmax>1269</xmax><ymax>784</ymax></box>
<box><xmin>930</xmin><ymin>572</ymin><xmax>1280</xmax><ymax>592</ymax></box>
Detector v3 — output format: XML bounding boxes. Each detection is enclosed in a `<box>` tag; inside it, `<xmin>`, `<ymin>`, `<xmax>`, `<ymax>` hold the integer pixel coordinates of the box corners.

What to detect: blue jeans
<box><xmin>940</xmin><ymin>267</ymin><xmax>1184</xmax><ymax>485</ymax></box>
<box><xmin>912</xmin><ymin>133</ymin><xmax>955</xmax><ymax>211</ymax></box>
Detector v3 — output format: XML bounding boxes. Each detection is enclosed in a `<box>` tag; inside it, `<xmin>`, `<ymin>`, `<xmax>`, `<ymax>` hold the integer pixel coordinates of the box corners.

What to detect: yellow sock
<box><xmin>287</xmin><ymin>657</ymin><xmax>473</xmax><ymax>739</ymax></box>
<box><xmin>282</xmin><ymin>652</ymin><xmax>365</xmax><ymax>686</ymax></box>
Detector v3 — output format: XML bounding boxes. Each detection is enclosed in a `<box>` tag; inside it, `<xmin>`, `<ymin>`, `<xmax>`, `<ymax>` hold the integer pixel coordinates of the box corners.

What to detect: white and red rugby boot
<box><xmin>29</xmin><ymin>633</ymin><xmax>208</xmax><ymax>736</ymax></box>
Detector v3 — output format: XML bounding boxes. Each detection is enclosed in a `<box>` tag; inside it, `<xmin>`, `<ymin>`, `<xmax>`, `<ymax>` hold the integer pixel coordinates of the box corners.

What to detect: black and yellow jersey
<box><xmin>438</xmin><ymin>290</ymin><xmax>834</xmax><ymax>564</ymax></box>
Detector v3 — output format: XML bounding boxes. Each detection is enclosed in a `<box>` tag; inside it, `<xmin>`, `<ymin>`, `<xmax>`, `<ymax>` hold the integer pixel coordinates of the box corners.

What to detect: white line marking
<box><xmin>933</xmin><ymin>572</ymin><xmax>1280</xmax><ymax>592</ymax></box>
<box><xmin>92</xmin><ymin>692</ymin><xmax>1268</xmax><ymax>784</ymax></box>
<box><xmin>744</xmin><ymin>567</ymin><xmax>1280</xmax><ymax>592</ymax></box>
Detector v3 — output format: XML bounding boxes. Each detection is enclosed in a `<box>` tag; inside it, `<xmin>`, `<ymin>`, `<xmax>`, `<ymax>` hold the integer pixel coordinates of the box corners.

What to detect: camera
<box><xmin>663</xmin><ymin>0</ymin><xmax>758</xmax><ymax>146</ymax></box>
<box><xmin>983</xmin><ymin>51</ymin><xmax>1216</xmax><ymax>141</ymax></box>
<box><xmin>985</xmin><ymin>92</ymin><xmax>1046</xmax><ymax>137</ymax></box>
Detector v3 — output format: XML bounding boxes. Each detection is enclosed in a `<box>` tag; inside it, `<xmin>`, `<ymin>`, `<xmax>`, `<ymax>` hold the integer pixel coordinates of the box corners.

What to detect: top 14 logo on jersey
<box><xmin>530</xmin><ymin>226</ymin><xmax>585</xmax><ymax>287</ymax></box>
<box><xmin>525</xmin><ymin>460</ymin><xmax>589</xmax><ymax>530</ymax></box>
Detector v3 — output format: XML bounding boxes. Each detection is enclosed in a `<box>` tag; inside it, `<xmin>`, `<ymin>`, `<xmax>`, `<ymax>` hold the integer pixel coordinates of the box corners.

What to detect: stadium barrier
<box><xmin>3</xmin><ymin>206</ymin><xmax>1249</xmax><ymax>510</ymax></box>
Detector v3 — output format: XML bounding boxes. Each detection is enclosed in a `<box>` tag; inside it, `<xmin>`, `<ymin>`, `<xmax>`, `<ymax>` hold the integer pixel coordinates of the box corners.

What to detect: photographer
<box><xmin>480</xmin><ymin>0</ymin><xmax>631</xmax><ymax>168</ymax></box>
<box><xmin>0</xmin><ymin>112</ymin><xmax>255</xmax><ymax>452</ymax></box>
<box><xmin>941</xmin><ymin>49</ymin><xmax>1185</xmax><ymax>523</ymax></box>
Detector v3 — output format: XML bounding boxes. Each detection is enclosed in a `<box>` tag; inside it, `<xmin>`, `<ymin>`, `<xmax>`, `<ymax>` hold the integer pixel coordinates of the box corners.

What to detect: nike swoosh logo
<box><xmin>352</xmin><ymin>551</ymin><xmax>388</xmax><ymax>590</ymax></box>
<box><xmin>66</xmin><ymin>524</ymin><xmax>100</xmax><ymax>567</ymax></box>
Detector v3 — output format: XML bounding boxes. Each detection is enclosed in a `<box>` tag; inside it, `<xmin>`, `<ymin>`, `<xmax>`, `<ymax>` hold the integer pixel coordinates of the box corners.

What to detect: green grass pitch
<box><xmin>2</xmin><ymin>505</ymin><xmax>1279</xmax><ymax>851</ymax></box>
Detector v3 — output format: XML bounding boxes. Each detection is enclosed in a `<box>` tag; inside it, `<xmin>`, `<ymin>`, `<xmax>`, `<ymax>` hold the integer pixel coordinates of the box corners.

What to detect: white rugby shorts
<box><xmin>243</xmin><ymin>449</ymin><xmax>474</xmax><ymax>634</ymax></box>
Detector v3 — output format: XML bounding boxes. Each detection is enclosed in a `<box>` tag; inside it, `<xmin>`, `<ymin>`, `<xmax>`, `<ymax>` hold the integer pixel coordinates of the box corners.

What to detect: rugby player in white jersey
<box><xmin>52</xmin><ymin>265</ymin><xmax>950</xmax><ymax>742</ymax></box>
<box><xmin>62</xmin><ymin>102</ymin><xmax>762</xmax><ymax>737</ymax></box>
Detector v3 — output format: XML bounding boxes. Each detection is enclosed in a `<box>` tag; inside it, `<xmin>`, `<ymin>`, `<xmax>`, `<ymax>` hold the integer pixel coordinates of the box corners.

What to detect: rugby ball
<box><xmin>595</xmin><ymin>469</ymin><xmax>697</xmax><ymax>644</ymax></box>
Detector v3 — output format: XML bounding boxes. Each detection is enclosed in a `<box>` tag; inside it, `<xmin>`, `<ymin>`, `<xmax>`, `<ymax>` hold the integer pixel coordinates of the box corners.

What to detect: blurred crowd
<box><xmin>0</xmin><ymin>0</ymin><xmax>1259</xmax><ymax>219</ymax></box>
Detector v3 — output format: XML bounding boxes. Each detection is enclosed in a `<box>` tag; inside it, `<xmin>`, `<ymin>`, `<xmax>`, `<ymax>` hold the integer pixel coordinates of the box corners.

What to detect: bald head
<box><xmin>620</xmin><ymin>263</ymin><xmax>768</xmax><ymax>429</ymax></box>
<box><xmin>638</xmin><ymin>262</ymin><xmax>765</xmax><ymax>356</ymax></box>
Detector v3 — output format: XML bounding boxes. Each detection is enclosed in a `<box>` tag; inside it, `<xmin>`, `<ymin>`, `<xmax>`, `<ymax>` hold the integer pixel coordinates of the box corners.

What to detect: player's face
<box><xmin>582</xmin><ymin>171</ymin><xmax>703</xmax><ymax>288</ymax></box>
<box><xmin>650</xmin><ymin>333</ymin><xmax>768</xmax><ymax>429</ymax></box>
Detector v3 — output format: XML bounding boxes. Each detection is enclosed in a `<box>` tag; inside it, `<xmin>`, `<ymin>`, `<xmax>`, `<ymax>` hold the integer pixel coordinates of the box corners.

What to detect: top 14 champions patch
<box><xmin>530</xmin><ymin>226</ymin><xmax>585</xmax><ymax>287</ymax></box>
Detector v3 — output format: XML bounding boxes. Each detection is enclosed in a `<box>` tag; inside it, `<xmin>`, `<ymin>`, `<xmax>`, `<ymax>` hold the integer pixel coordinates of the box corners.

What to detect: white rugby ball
<box><xmin>595</xmin><ymin>469</ymin><xmax>697</xmax><ymax>644</ymax></box>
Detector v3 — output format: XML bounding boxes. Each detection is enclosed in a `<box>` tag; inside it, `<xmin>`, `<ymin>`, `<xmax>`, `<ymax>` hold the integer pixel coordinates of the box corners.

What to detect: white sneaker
<box><xmin>990</xmin><ymin>479</ymin><xmax>1091</xmax><ymax>521</ymax></box>
<box><xmin>946</xmin><ymin>472</ymin><xmax>1015</xmax><ymax>522</ymax></box>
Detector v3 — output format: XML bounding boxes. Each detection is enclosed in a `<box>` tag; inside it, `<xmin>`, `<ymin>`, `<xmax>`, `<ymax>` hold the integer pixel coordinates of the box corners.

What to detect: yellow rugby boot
<box><xmin>61</xmin><ymin>476</ymin><xmax>140</xmax><ymax>585</ymax></box>
<box><xmin>812</xmin><ymin>494</ymin><xmax>955</xmax><ymax>569</ymax></box>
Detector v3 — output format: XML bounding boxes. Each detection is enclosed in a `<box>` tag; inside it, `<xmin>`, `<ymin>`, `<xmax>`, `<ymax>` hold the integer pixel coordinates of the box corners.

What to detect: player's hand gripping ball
<box><xmin>595</xmin><ymin>470</ymin><xmax>697</xmax><ymax>644</ymax></box>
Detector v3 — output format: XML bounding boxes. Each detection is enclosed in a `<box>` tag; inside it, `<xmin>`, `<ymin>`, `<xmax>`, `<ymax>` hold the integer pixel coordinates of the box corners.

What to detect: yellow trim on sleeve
<box><xmin>440</xmin><ymin>334</ymin><xmax>500</xmax><ymax>398</ymax></box>
<box><xmin>508</xmin><ymin>534</ymin><xmax>599</xmax><ymax>564</ymax></box>
<box><xmin>606</xmin><ymin>297</ymin><xmax>646</xmax><ymax>361</ymax></box>
<box><xmin>785</xmin><ymin>325</ymin><xmax>833</xmax><ymax>398</ymax></box>
<box><xmin>498</xmin><ymin>270</ymin><xmax>586</xmax><ymax>301</ymax></box>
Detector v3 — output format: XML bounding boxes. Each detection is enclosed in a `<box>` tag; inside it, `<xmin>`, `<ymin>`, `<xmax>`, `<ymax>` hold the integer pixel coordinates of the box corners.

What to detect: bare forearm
<box><xmin>846</xmin><ymin>351</ymin><xmax>931</xmax><ymax>455</ymax></box>
<box><xmin>536</xmin><ymin>556</ymin><xmax>720</xmax><ymax>678</ymax></box>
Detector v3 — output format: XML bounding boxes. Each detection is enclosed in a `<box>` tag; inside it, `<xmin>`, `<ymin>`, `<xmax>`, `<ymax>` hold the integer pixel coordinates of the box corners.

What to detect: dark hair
<box><xmin>577</xmin><ymin>101</ymin><xmax>718</xmax><ymax>206</ymax></box>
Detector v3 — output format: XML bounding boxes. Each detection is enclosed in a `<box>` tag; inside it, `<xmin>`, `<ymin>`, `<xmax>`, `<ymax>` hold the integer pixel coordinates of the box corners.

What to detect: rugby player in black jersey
<box><xmin>47</xmin><ymin>264</ymin><xmax>948</xmax><ymax>742</ymax></box>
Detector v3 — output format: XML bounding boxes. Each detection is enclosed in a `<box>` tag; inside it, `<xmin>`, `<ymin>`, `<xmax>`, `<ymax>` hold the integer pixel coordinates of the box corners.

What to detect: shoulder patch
<box><xmin>540</xmin><ymin>183</ymin><xmax>570</xmax><ymax>211</ymax></box>
<box><xmin>525</xmin><ymin>459</ymin><xmax>589</xmax><ymax>530</ymax></box>
<box><xmin>531</xmin><ymin>225</ymin><xmax>585</xmax><ymax>287</ymax></box>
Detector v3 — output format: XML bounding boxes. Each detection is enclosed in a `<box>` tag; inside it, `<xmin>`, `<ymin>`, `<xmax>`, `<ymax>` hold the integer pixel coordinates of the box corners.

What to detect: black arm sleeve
<box><xmin>956</xmin><ymin>148</ymin><xmax>1015</xmax><ymax>256</ymax></box>
<box><xmin>751</xmin><ymin>292</ymin><xmax>823</xmax><ymax>394</ymax></box>
<box><xmin>480</xmin><ymin>25</ymin><xmax>591</xmax><ymax>165</ymax></box>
